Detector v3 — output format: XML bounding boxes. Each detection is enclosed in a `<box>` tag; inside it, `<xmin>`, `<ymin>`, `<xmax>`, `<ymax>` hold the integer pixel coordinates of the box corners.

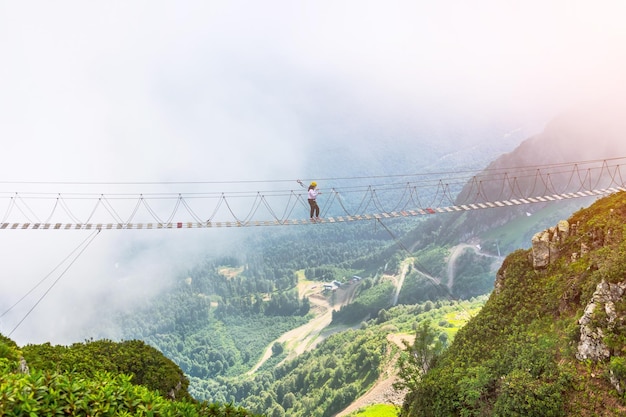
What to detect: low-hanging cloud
<box><xmin>1</xmin><ymin>0</ymin><xmax>625</xmax><ymax>345</ymax></box>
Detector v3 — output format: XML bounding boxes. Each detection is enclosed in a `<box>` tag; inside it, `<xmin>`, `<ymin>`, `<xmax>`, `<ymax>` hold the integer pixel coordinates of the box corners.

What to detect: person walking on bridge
<box><xmin>308</xmin><ymin>181</ymin><xmax>321</xmax><ymax>221</ymax></box>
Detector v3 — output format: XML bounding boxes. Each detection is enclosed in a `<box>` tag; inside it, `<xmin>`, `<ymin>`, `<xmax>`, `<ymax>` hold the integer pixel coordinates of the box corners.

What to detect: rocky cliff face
<box><xmin>577</xmin><ymin>281</ymin><xmax>625</xmax><ymax>359</ymax></box>
<box><xmin>494</xmin><ymin>218</ymin><xmax>576</xmax><ymax>293</ymax></box>
<box><xmin>577</xmin><ymin>279</ymin><xmax>626</xmax><ymax>395</ymax></box>
<box><xmin>496</xmin><ymin>198</ymin><xmax>626</xmax><ymax>394</ymax></box>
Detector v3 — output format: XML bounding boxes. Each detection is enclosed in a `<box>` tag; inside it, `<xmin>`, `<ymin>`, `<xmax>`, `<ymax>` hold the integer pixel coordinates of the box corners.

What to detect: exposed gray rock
<box><xmin>531</xmin><ymin>230</ymin><xmax>551</xmax><ymax>269</ymax></box>
<box><xmin>531</xmin><ymin>220</ymin><xmax>571</xmax><ymax>269</ymax></box>
<box><xmin>494</xmin><ymin>268</ymin><xmax>506</xmax><ymax>295</ymax></box>
<box><xmin>168</xmin><ymin>381</ymin><xmax>183</xmax><ymax>400</ymax></box>
<box><xmin>18</xmin><ymin>357</ymin><xmax>29</xmax><ymax>375</ymax></box>
<box><xmin>610</xmin><ymin>369</ymin><xmax>624</xmax><ymax>395</ymax></box>
<box><xmin>577</xmin><ymin>280</ymin><xmax>626</xmax><ymax>364</ymax></box>
<box><xmin>581</xmin><ymin>242</ymin><xmax>589</xmax><ymax>256</ymax></box>
<box><xmin>556</xmin><ymin>220</ymin><xmax>570</xmax><ymax>236</ymax></box>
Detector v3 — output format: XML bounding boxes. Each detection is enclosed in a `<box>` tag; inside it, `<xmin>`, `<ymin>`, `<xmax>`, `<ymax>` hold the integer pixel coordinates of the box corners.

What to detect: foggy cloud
<box><xmin>1</xmin><ymin>0</ymin><xmax>625</xmax><ymax>345</ymax></box>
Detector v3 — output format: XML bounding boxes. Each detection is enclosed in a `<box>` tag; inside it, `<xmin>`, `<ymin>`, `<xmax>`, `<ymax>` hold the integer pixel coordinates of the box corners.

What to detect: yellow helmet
<box><xmin>311</xmin><ymin>181</ymin><xmax>317</xmax><ymax>187</ymax></box>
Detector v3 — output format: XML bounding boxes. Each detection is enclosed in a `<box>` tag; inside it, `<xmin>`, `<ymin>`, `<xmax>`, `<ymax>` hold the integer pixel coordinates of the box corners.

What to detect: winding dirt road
<box><xmin>247</xmin><ymin>280</ymin><xmax>360</xmax><ymax>375</ymax></box>
<box><xmin>335</xmin><ymin>334</ymin><xmax>413</xmax><ymax>416</ymax></box>
<box><xmin>391</xmin><ymin>261</ymin><xmax>410</xmax><ymax>306</ymax></box>
<box><xmin>337</xmin><ymin>243</ymin><xmax>503</xmax><ymax>415</ymax></box>
<box><xmin>447</xmin><ymin>244</ymin><xmax>504</xmax><ymax>290</ymax></box>
<box><xmin>248</xmin><ymin>245</ymin><xmax>503</xmax><ymax>413</ymax></box>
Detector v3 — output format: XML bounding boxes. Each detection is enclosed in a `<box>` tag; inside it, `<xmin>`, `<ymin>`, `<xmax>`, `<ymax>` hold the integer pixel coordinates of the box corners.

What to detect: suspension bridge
<box><xmin>1</xmin><ymin>157</ymin><xmax>625</xmax><ymax>230</ymax></box>
<box><xmin>2</xmin><ymin>157</ymin><xmax>626</xmax><ymax>338</ymax></box>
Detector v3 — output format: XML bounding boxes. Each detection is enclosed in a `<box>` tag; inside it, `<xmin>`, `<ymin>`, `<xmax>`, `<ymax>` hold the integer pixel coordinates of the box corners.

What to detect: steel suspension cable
<box><xmin>0</xmin><ymin>231</ymin><xmax>100</xmax><ymax>320</ymax></box>
<box><xmin>179</xmin><ymin>196</ymin><xmax>206</xmax><ymax>223</ymax></box>
<box><xmin>5</xmin><ymin>229</ymin><xmax>101</xmax><ymax>337</ymax></box>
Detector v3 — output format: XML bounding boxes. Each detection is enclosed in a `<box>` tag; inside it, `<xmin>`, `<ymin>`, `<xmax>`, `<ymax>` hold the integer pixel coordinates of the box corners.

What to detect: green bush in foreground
<box><xmin>0</xmin><ymin>369</ymin><xmax>260</xmax><ymax>417</ymax></box>
<box><xmin>0</xmin><ymin>336</ymin><xmax>261</xmax><ymax>417</ymax></box>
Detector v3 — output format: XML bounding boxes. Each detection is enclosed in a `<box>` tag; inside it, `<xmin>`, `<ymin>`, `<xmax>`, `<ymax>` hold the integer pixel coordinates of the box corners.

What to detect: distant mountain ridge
<box><xmin>436</xmin><ymin>101</ymin><xmax>626</xmax><ymax>251</ymax></box>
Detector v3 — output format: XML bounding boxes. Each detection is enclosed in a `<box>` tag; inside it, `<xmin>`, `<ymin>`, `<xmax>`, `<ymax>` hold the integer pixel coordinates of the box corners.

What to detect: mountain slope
<box><xmin>435</xmin><ymin>101</ymin><xmax>626</xmax><ymax>254</ymax></box>
<box><xmin>401</xmin><ymin>191</ymin><xmax>626</xmax><ymax>416</ymax></box>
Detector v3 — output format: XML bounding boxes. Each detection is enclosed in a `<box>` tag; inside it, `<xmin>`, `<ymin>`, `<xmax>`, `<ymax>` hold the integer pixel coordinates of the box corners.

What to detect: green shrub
<box><xmin>0</xmin><ymin>369</ymin><xmax>260</xmax><ymax>417</ymax></box>
<box><xmin>492</xmin><ymin>369</ymin><xmax>565</xmax><ymax>417</ymax></box>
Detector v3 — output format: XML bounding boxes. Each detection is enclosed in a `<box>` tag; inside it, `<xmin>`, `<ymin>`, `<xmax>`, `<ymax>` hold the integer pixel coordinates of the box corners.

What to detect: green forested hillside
<box><xmin>190</xmin><ymin>297</ymin><xmax>486</xmax><ymax>417</ymax></box>
<box><xmin>108</xmin><ymin>211</ymin><xmax>500</xmax><ymax>407</ymax></box>
<box><xmin>401</xmin><ymin>191</ymin><xmax>626</xmax><ymax>416</ymax></box>
<box><xmin>112</xmin><ymin>220</ymin><xmax>429</xmax><ymax>399</ymax></box>
<box><xmin>0</xmin><ymin>334</ymin><xmax>260</xmax><ymax>416</ymax></box>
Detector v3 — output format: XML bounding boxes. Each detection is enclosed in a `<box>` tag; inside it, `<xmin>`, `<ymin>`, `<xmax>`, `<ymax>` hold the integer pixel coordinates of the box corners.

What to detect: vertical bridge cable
<box><xmin>58</xmin><ymin>194</ymin><xmax>83</xmax><ymax>224</ymax></box>
<box><xmin>83</xmin><ymin>196</ymin><xmax>105</xmax><ymax>225</ymax></box>
<box><xmin>439</xmin><ymin>183</ymin><xmax>457</xmax><ymax>206</ymax></box>
<box><xmin>276</xmin><ymin>191</ymin><xmax>298</xmax><ymax>221</ymax></box>
<box><xmin>269</xmin><ymin>190</ymin><xmax>300</xmax><ymax>222</ymax></box>
<box><xmin>317</xmin><ymin>189</ymin><xmax>336</xmax><ymax>218</ymax></box>
<box><xmin>15</xmin><ymin>193</ymin><xmax>41</xmax><ymax>224</ymax></box>
<box><xmin>221</xmin><ymin>194</ymin><xmax>244</xmax><ymax>224</ymax></box>
<box><xmin>1</xmin><ymin>195</ymin><xmax>16</xmax><ymax>223</ymax></box>
<box><xmin>407</xmin><ymin>184</ymin><xmax>428</xmax><ymax>209</ymax></box>
<box><xmin>286</xmin><ymin>192</ymin><xmax>311</xmax><ymax>219</ymax></box>
<box><xmin>545</xmin><ymin>173</ymin><xmax>559</xmax><ymax>196</ymax></box>
<box><xmin>163</xmin><ymin>196</ymin><xmax>182</xmax><ymax>224</ymax></box>
<box><xmin>206</xmin><ymin>194</ymin><xmax>226</xmax><ymax>222</ymax></box>
<box><xmin>370</xmin><ymin>189</ymin><xmax>388</xmax><ymax>214</ymax></box>
<box><xmin>609</xmin><ymin>163</ymin><xmax>625</xmax><ymax>187</ymax></box>
<box><xmin>100</xmin><ymin>195</ymin><xmax>126</xmax><ymax>224</ymax></box>
<box><xmin>388</xmin><ymin>183</ymin><xmax>411</xmax><ymax>213</ymax></box>
<box><xmin>179</xmin><ymin>195</ymin><xmax>206</xmax><ymax>224</ymax></box>
<box><xmin>121</xmin><ymin>196</ymin><xmax>142</xmax><ymax>226</ymax></box>
<box><xmin>258</xmin><ymin>194</ymin><xmax>283</xmax><ymax>223</ymax></box>
<box><xmin>331</xmin><ymin>188</ymin><xmax>354</xmax><ymax>216</ymax></box>
<box><xmin>431</xmin><ymin>180</ymin><xmax>454</xmax><ymax>208</ymax></box>
<box><xmin>43</xmin><ymin>197</ymin><xmax>60</xmax><ymax>224</ymax></box>
<box><xmin>535</xmin><ymin>169</ymin><xmax>554</xmax><ymax>195</ymax></box>
<box><xmin>353</xmin><ymin>185</ymin><xmax>375</xmax><ymax>215</ymax></box>
<box><xmin>574</xmin><ymin>165</ymin><xmax>592</xmax><ymax>192</ymax></box>
<box><xmin>590</xmin><ymin>161</ymin><xmax>610</xmax><ymax>191</ymax></box>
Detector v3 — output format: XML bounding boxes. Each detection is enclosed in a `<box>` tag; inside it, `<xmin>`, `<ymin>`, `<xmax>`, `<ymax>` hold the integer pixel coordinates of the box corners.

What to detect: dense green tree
<box><xmin>394</xmin><ymin>320</ymin><xmax>444</xmax><ymax>393</ymax></box>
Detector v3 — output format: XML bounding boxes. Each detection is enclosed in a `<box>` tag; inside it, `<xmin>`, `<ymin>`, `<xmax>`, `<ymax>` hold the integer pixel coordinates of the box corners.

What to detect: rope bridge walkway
<box><xmin>1</xmin><ymin>158</ymin><xmax>625</xmax><ymax>230</ymax></box>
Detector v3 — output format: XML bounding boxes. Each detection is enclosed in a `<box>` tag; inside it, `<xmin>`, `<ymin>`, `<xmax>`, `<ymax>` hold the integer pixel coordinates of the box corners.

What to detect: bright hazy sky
<box><xmin>1</xmin><ymin>1</ymin><xmax>625</xmax><ymax>183</ymax></box>
<box><xmin>1</xmin><ymin>1</ymin><xmax>625</xmax><ymax>344</ymax></box>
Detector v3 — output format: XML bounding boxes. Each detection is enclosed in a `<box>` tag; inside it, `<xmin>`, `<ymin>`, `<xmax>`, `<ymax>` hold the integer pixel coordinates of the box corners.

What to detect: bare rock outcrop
<box><xmin>577</xmin><ymin>280</ymin><xmax>626</xmax><ymax>361</ymax></box>
<box><xmin>577</xmin><ymin>280</ymin><xmax>626</xmax><ymax>394</ymax></box>
<box><xmin>531</xmin><ymin>220</ymin><xmax>570</xmax><ymax>269</ymax></box>
<box><xmin>494</xmin><ymin>267</ymin><xmax>506</xmax><ymax>295</ymax></box>
<box><xmin>496</xmin><ymin>219</ymin><xmax>572</xmax><ymax>294</ymax></box>
<box><xmin>18</xmin><ymin>357</ymin><xmax>29</xmax><ymax>375</ymax></box>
